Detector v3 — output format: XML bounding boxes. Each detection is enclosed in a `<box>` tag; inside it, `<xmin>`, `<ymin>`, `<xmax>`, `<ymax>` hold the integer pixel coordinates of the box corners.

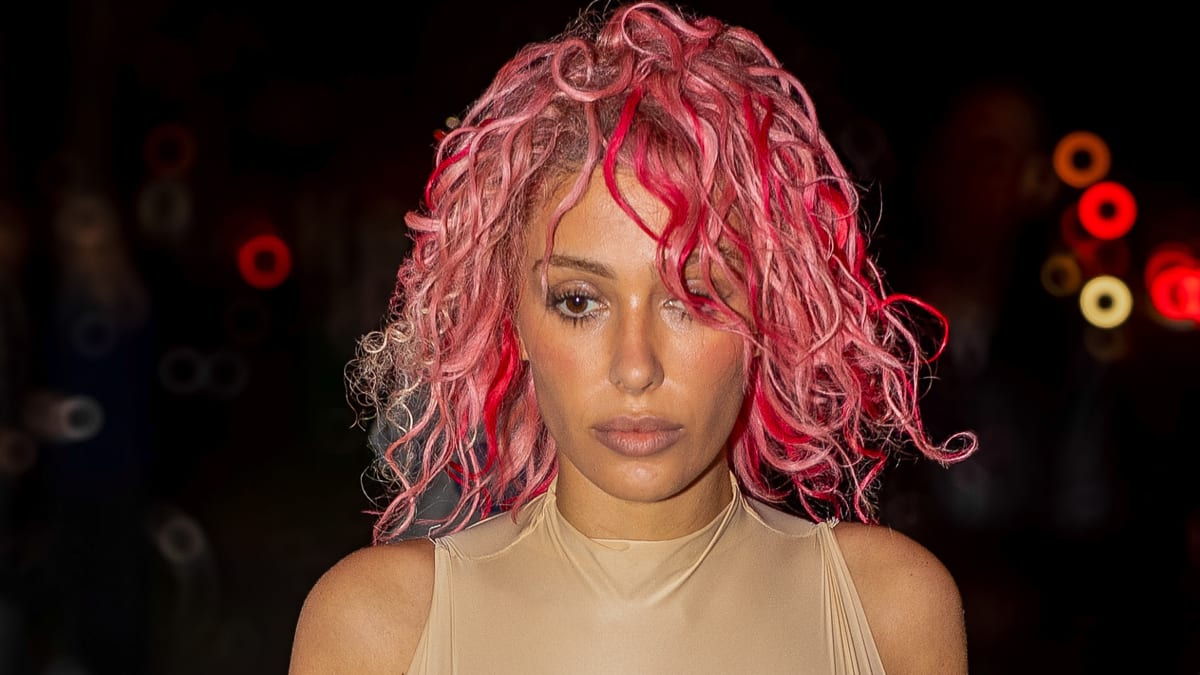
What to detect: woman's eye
<box><xmin>665</xmin><ymin>295</ymin><xmax>698</xmax><ymax>319</ymax></box>
<box><xmin>551</xmin><ymin>292</ymin><xmax>600</xmax><ymax>320</ymax></box>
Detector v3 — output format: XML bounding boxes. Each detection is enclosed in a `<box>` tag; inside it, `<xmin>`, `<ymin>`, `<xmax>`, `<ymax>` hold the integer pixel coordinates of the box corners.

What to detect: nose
<box><xmin>608</xmin><ymin>306</ymin><xmax>664</xmax><ymax>394</ymax></box>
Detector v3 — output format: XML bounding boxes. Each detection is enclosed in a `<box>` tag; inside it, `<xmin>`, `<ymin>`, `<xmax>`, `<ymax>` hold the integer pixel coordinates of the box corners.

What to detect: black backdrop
<box><xmin>1</xmin><ymin>2</ymin><xmax>1197</xmax><ymax>673</ymax></box>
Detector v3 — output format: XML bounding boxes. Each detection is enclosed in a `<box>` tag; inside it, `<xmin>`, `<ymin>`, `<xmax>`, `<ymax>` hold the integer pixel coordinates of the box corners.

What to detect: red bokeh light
<box><xmin>143</xmin><ymin>122</ymin><xmax>197</xmax><ymax>177</ymax></box>
<box><xmin>1078</xmin><ymin>181</ymin><xmax>1136</xmax><ymax>240</ymax></box>
<box><xmin>1145</xmin><ymin>244</ymin><xmax>1200</xmax><ymax>324</ymax></box>
<box><xmin>1144</xmin><ymin>244</ymin><xmax>1196</xmax><ymax>290</ymax></box>
<box><xmin>1058</xmin><ymin>204</ymin><xmax>1129</xmax><ymax>277</ymax></box>
<box><xmin>1059</xmin><ymin>203</ymin><xmax>1087</xmax><ymax>248</ymax></box>
<box><xmin>1150</xmin><ymin>264</ymin><xmax>1200</xmax><ymax>323</ymax></box>
<box><xmin>237</xmin><ymin>233</ymin><xmax>292</xmax><ymax>290</ymax></box>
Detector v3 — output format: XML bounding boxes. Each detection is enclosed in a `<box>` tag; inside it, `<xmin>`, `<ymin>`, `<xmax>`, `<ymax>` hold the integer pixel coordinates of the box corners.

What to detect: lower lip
<box><xmin>592</xmin><ymin>428</ymin><xmax>684</xmax><ymax>457</ymax></box>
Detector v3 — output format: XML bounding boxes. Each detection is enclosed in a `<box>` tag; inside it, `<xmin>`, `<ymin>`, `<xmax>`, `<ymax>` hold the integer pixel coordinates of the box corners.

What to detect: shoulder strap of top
<box><xmin>816</xmin><ymin>523</ymin><xmax>888</xmax><ymax>674</ymax></box>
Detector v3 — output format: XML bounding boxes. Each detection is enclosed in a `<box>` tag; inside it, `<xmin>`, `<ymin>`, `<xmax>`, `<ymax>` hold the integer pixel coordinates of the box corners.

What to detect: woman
<box><xmin>291</xmin><ymin>2</ymin><xmax>978</xmax><ymax>672</ymax></box>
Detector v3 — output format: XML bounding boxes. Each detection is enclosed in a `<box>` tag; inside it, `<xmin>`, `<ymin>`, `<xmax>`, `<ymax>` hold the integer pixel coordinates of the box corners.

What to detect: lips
<box><xmin>592</xmin><ymin>416</ymin><xmax>684</xmax><ymax>457</ymax></box>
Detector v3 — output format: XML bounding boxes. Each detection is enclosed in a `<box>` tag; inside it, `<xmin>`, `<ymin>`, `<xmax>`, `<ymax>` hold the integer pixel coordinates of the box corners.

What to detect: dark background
<box><xmin>1</xmin><ymin>1</ymin><xmax>1197</xmax><ymax>673</ymax></box>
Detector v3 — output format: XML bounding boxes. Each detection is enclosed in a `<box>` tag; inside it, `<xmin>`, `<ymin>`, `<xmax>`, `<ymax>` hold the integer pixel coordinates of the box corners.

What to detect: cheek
<box><xmin>524</xmin><ymin>330</ymin><xmax>584</xmax><ymax>383</ymax></box>
<box><xmin>523</xmin><ymin>333</ymin><xmax>593</xmax><ymax>426</ymax></box>
<box><xmin>696</xmin><ymin>336</ymin><xmax>747</xmax><ymax>416</ymax></box>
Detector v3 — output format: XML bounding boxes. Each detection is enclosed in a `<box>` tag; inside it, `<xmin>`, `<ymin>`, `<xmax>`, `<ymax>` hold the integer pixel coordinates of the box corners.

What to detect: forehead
<box><xmin>527</xmin><ymin>169</ymin><xmax>667</xmax><ymax>253</ymax></box>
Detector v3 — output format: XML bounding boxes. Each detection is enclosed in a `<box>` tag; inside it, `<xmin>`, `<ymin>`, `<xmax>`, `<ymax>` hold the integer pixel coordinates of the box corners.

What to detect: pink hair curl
<box><xmin>348</xmin><ymin>1</ymin><xmax>977</xmax><ymax>542</ymax></box>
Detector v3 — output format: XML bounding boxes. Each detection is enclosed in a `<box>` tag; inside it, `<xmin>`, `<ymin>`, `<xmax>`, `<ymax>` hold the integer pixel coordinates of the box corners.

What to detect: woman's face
<box><xmin>514</xmin><ymin>170</ymin><xmax>748</xmax><ymax>509</ymax></box>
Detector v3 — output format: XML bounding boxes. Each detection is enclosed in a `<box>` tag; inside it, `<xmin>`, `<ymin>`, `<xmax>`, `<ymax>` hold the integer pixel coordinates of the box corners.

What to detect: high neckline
<box><xmin>531</xmin><ymin>473</ymin><xmax>743</xmax><ymax>601</ymax></box>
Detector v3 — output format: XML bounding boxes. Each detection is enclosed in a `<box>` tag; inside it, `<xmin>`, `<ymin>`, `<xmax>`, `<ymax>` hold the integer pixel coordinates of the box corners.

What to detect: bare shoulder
<box><xmin>289</xmin><ymin>538</ymin><xmax>435</xmax><ymax>674</ymax></box>
<box><xmin>833</xmin><ymin>522</ymin><xmax>967</xmax><ymax>675</ymax></box>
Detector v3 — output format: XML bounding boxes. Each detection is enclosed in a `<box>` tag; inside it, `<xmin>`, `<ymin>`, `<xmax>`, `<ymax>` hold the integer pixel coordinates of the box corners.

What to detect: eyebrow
<box><xmin>532</xmin><ymin>246</ymin><xmax>741</xmax><ymax>280</ymax></box>
<box><xmin>532</xmin><ymin>254</ymin><xmax>615</xmax><ymax>279</ymax></box>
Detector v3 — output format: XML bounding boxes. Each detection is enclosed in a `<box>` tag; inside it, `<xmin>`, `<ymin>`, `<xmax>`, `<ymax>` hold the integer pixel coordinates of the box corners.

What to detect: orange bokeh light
<box><xmin>1040</xmin><ymin>252</ymin><xmax>1082</xmax><ymax>297</ymax></box>
<box><xmin>1053</xmin><ymin>130</ymin><xmax>1111</xmax><ymax>189</ymax></box>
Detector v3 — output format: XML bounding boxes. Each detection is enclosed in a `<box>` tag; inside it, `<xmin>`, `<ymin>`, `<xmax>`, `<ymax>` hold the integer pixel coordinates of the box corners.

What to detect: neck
<box><xmin>553</xmin><ymin>455</ymin><xmax>734</xmax><ymax>540</ymax></box>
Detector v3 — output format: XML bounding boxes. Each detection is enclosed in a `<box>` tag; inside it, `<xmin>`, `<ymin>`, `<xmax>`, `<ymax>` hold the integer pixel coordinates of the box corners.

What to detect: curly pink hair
<box><xmin>348</xmin><ymin>1</ymin><xmax>977</xmax><ymax>542</ymax></box>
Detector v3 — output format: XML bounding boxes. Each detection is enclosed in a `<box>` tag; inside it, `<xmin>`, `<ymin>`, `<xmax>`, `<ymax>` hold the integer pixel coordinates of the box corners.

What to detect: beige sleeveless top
<box><xmin>407</xmin><ymin>475</ymin><xmax>885</xmax><ymax>674</ymax></box>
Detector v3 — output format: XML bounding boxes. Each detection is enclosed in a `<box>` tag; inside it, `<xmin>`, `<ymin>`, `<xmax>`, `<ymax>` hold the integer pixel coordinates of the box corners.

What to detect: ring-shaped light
<box><xmin>1078</xmin><ymin>274</ymin><xmax>1132</xmax><ymax>329</ymax></box>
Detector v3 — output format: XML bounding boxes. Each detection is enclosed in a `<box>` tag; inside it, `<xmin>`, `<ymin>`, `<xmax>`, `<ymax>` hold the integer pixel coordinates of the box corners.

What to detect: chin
<box><xmin>593</xmin><ymin>459</ymin><xmax>710</xmax><ymax>503</ymax></box>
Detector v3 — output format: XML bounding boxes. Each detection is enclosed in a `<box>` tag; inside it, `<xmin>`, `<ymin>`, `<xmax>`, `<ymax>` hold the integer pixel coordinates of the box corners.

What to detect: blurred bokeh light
<box><xmin>0</xmin><ymin>2</ymin><xmax>1196</xmax><ymax>674</ymax></box>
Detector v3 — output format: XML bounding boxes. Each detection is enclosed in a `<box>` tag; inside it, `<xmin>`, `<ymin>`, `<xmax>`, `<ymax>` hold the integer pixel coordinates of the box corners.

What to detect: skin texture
<box><xmin>288</xmin><ymin>171</ymin><xmax>969</xmax><ymax>674</ymax></box>
<box><xmin>835</xmin><ymin>522</ymin><xmax>970</xmax><ymax>674</ymax></box>
<box><xmin>513</xmin><ymin>170</ymin><xmax>745</xmax><ymax>540</ymax></box>
<box><xmin>289</xmin><ymin>540</ymin><xmax>433</xmax><ymax>674</ymax></box>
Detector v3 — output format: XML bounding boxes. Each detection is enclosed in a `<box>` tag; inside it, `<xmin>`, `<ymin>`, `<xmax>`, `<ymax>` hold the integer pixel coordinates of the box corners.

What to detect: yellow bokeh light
<box><xmin>1079</xmin><ymin>275</ymin><xmax>1133</xmax><ymax>329</ymax></box>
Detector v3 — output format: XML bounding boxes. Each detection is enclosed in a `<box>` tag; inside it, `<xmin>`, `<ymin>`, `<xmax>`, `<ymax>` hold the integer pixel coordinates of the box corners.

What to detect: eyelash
<box><xmin>546</xmin><ymin>284</ymin><xmax>720</xmax><ymax>327</ymax></box>
<box><xmin>685</xmin><ymin>283</ymin><xmax>713</xmax><ymax>300</ymax></box>
<box><xmin>547</xmin><ymin>289</ymin><xmax>602</xmax><ymax>326</ymax></box>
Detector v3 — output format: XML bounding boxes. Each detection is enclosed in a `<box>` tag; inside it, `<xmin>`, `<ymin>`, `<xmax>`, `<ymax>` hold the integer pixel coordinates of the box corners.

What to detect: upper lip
<box><xmin>593</xmin><ymin>416</ymin><xmax>682</xmax><ymax>433</ymax></box>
